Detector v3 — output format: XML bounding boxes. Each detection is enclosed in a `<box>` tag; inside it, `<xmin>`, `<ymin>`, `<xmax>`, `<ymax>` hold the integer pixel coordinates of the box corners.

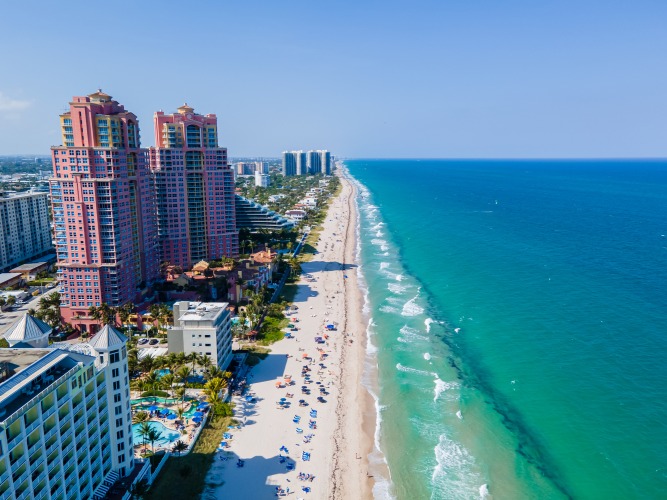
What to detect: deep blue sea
<box><xmin>346</xmin><ymin>159</ymin><xmax>667</xmax><ymax>499</ymax></box>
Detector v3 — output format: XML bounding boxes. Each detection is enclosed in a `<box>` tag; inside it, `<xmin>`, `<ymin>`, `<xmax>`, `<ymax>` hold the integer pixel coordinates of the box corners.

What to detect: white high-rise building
<box><xmin>254</xmin><ymin>171</ymin><xmax>270</xmax><ymax>188</ymax></box>
<box><xmin>282</xmin><ymin>151</ymin><xmax>308</xmax><ymax>176</ymax></box>
<box><xmin>307</xmin><ymin>150</ymin><xmax>331</xmax><ymax>175</ymax></box>
<box><xmin>0</xmin><ymin>323</ymin><xmax>135</xmax><ymax>500</ymax></box>
<box><xmin>0</xmin><ymin>192</ymin><xmax>53</xmax><ymax>272</ymax></box>
<box><xmin>167</xmin><ymin>301</ymin><xmax>233</xmax><ymax>370</ymax></box>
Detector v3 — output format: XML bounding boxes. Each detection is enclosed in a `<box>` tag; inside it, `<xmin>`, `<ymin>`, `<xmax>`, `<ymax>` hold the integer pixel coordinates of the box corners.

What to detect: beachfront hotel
<box><xmin>149</xmin><ymin>105</ymin><xmax>238</xmax><ymax>268</ymax></box>
<box><xmin>50</xmin><ymin>91</ymin><xmax>159</xmax><ymax>334</ymax></box>
<box><xmin>0</xmin><ymin>191</ymin><xmax>53</xmax><ymax>273</ymax></box>
<box><xmin>167</xmin><ymin>301</ymin><xmax>233</xmax><ymax>370</ymax></box>
<box><xmin>0</xmin><ymin>319</ymin><xmax>136</xmax><ymax>499</ymax></box>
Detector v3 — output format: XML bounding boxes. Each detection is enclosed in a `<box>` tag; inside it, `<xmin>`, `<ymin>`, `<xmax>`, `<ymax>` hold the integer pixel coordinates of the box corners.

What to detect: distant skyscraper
<box><xmin>282</xmin><ymin>151</ymin><xmax>296</xmax><ymax>176</ymax></box>
<box><xmin>307</xmin><ymin>150</ymin><xmax>331</xmax><ymax>175</ymax></box>
<box><xmin>296</xmin><ymin>151</ymin><xmax>307</xmax><ymax>175</ymax></box>
<box><xmin>255</xmin><ymin>161</ymin><xmax>269</xmax><ymax>174</ymax></box>
<box><xmin>283</xmin><ymin>151</ymin><xmax>308</xmax><ymax>176</ymax></box>
<box><xmin>150</xmin><ymin>105</ymin><xmax>238</xmax><ymax>268</ymax></box>
<box><xmin>0</xmin><ymin>192</ymin><xmax>52</xmax><ymax>272</ymax></box>
<box><xmin>50</xmin><ymin>91</ymin><xmax>159</xmax><ymax>334</ymax></box>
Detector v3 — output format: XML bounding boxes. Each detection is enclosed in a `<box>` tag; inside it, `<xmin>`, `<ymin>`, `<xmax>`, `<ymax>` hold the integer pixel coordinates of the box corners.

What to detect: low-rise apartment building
<box><xmin>167</xmin><ymin>301</ymin><xmax>233</xmax><ymax>370</ymax></box>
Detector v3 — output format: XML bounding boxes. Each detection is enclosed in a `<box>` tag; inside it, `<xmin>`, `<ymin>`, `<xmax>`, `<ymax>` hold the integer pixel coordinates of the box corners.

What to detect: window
<box><xmin>117</xmin><ymin>442</ymin><xmax>125</xmax><ymax>452</ymax></box>
<box><xmin>113</xmin><ymin>394</ymin><xmax>121</xmax><ymax>403</ymax></box>
<box><xmin>112</xmin><ymin>368</ymin><xmax>119</xmax><ymax>378</ymax></box>
<box><xmin>110</xmin><ymin>350</ymin><xmax>120</xmax><ymax>363</ymax></box>
<box><xmin>115</xmin><ymin>418</ymin><xmax>123</xmax><ymax>427</ymax></box>
<box><xmin>118</xmin><ymin>454</ymin><xmax>125</xmax><ymax>463</ymax></box>
<box><xmin>113</xmin><ymin>381</ymin><xmax>120</xmax><ymax>391</ymax></box>
<box><xmin>114</xmin><ymin>405</ymin><xmax>122</xmax><ymax>415</ymax></box>
<box><xmin>116</xmin><ymin>430</ymin><xmax>124</xmax><ymax>439</ymax></box>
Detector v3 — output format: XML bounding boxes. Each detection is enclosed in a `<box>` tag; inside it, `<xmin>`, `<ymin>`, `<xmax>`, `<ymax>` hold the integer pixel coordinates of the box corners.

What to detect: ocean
<box><xmin>346</xmin><ymin>159</ymin><xmax>667</xmax><ymax>500</ymax></box>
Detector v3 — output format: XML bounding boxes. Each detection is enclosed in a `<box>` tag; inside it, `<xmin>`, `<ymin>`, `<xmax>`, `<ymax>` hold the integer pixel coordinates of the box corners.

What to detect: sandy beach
<box><xmin>204</xmin><ymin>170</ymin><xmax>376</xmax><ymax>499</ymax></box>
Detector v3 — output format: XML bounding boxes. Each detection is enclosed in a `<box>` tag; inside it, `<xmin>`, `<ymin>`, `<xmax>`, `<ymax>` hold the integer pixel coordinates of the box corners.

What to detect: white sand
<box><xmin>204</xmin><ymin>173</ymin><xmax>375</xmax><ymax>499</ymax></box>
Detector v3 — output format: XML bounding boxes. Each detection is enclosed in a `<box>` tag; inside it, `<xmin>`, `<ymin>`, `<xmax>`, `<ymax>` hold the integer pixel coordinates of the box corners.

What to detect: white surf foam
<box><xmin>425</xmin><ymin>318</ymin><xmax>435</xmax><ymax>333</ymax></box>
<box><xmin>479</xmin><ymin>484</ymin><xmax>490</xmax><ymax>498</ymax></box>
<box><xmin>380</xmin><ymin>305</ymin><xmax>399</xmax><ymax>314</ymax></box>
<box><xmin>379</xmin><ymin>262</ymin><xmax>390</xmax><ymax>271</ymax></box>
<box><xmin>376</xmin><ymin>230</ymin><xmax>384</xmax><ymax>237</ymax></box>
<box><xmin>387</xmin><ymin>282</ymin><xmax>408</xmax><ymax>295</ymax></box>
<box><xmin>401</xmin><ymin>290</ymin><xmax>425</xmax><ymax>317</ymax></box>
<box><xmin>431</xmin><ymin>433</ymin><xmax>482</xmax><ymax>498</ymax></box>
<box><xmin>423</xmin><ymin>353</ymin><xmax>432</xmax><ymax>361</ymax></box>
<box><xmin>398</xmin><ymin>325</ymin><xmax>429</xmax><ymax>342</ymax></box>
<box><xmin>396</xmin><ymin>363</ymin><xmax>436</xmax><ymax>377</ymax></box>
<box><xmin>433</xmin><ymin>377</ymin><xmax>461</xmax><ymax>403</ymax></box>
<box><xmin>456</xmin><ymin>410</ymin><xmax>463</xmax><ymax>420</ymax></box>
<box><xmin>395</xmin><ymin>274</ymin><xmax>403</xmax><ymax>281</ymax></box>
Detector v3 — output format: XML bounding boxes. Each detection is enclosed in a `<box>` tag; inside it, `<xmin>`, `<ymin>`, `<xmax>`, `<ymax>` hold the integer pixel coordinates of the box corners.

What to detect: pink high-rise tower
<box><xmin>149</xmin><ymin>104</ymin><xmax>238</xmax><ymax>268</ymax></box>
<box><xmin>50</xmin><ymin>91</ymin><xmax>159</xmax><ymax>334</ymax></box>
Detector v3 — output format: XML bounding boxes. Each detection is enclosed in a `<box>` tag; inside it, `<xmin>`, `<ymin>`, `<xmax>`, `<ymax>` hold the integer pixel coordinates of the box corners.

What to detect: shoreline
<box><xmin>203</xmin><ymin>167</ymin><xmax>379</xmax><ymax>499</ymax></box>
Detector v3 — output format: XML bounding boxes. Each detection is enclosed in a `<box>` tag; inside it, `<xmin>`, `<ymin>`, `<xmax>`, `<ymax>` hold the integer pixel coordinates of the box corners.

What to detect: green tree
<box><xmin>172</xmin><ymin>440</ymin><xmax>188</xmax><ymax>456</ymax></box>
<box><xmin>146</xmin><ymin>427</ymin><xmax>163</xmax><ymax>454</ymax></box>
<box><xmin>132</xmin><ymin>411</ymin><xmax>150</xmax><ymax>424</ymax></box>
<box><xmin>137</xmin><ymin>422</ymin><xmax>152</xmax><ymax>453</ymax></box>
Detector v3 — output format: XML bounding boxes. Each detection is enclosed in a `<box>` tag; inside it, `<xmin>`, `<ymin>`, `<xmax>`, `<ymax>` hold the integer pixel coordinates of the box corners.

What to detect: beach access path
<box><xmin>203</xmin><ymin>172</ymin><xmax>375</xmax><ymax>499</ymax></box>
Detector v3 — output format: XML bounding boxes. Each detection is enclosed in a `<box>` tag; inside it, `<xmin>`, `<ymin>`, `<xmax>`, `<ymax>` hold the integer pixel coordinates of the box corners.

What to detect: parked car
<box><xmin>149</xmin><ymin>338</ymin><xmax>159</xmax><ymax>345</ymax></box>
<box><xmin>137</xmin><ymin>338</ymin><xmax>149</xmax><ymax>345</ymax></box>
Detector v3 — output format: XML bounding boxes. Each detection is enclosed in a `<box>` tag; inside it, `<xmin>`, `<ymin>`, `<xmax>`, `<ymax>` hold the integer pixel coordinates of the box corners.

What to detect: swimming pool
<box><xmin>130</xmin><ymin>396</ymin><xmax>189</xmax><ymax>405</ymax></box>
<box><xmin>132</xmin><ymin>421</ymin><xmax>182</xmax><ymax>446</ymax></box>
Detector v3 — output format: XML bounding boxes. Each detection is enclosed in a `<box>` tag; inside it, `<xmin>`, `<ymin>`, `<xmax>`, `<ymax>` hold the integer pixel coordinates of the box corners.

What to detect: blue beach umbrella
<box><xmin>193</xmin><ymin>417</ymin><xmax>203</xmax><ymax>423</ymax></box>
<box><xmin>167</xmin><ymin>414</ymin><xmax>177</xmax><ymax>420</ymax></box>
<box><xmin>193</xmin><ymin>411</ymin><xmax>204</xmax><ymax>417</ymax></box>
<box><xmin>148</xmin><ymin>405</ymin><xmax>159</xmax><ymax>411</ymax></box>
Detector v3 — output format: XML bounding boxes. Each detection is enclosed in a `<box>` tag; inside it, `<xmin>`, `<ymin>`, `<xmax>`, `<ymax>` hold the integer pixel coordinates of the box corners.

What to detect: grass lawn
<box><xmin>280</xmin><ymin>283</ymin><xmax>299</xmax><ymax>303</ymax></box>
<box><xmin>256</xmin><ymin>316</ymin><xmax>290</xmax><ymax>346</ymax></box>
<box><xmin>146</xmin><ymin>416</ymin><xmax>232</xmax><ymax>500</ymax></box>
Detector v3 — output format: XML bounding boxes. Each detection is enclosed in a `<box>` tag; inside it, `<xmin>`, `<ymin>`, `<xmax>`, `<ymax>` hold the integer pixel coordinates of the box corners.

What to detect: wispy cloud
<box><xmin>0</xmin><ymin>91</ymin><xmax>32</xmax><ymax>112</ymax></box>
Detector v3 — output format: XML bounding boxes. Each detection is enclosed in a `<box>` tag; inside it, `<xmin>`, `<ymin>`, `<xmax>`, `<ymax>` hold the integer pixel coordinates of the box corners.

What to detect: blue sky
<box><xmin>0</xmin><ymin>0</ymin><xmax>665</xmax><ymax>158</ymax></box>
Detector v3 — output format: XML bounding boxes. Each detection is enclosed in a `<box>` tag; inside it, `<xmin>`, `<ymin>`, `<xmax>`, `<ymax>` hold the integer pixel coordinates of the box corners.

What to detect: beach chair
<box><xmin>293</xmin><ymin>415</ymin><xmax>301</xmax><ymax>423</ymax></box>
<box><xmin>296</xmin><ymin>428</ymin><xmax>303</xmax><ymax>433</ymax></box>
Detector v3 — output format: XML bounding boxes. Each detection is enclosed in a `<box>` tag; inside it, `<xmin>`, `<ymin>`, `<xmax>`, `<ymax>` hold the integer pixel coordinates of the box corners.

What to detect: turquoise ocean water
<box><xmin>346</xmin><ymin>159</ymin><xmax>667</xmax><ymax>499</ymax></box>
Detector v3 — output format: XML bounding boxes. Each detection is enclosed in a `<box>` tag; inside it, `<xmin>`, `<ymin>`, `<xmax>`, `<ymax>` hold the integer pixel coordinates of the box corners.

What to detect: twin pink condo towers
<box><xmin>50</xmin><ymin>90</ymin><xmax>238</xmax><ymax>333</ymax></box>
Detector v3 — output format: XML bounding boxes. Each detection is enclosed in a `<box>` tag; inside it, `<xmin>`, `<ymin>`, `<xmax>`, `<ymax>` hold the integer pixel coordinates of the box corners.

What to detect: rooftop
<box><xmin>0</xmin><ymin>349</ymin><xmax>92</xmax><ymax>423</ymax></box>
<box><xmin>178</xmin><ymin>302</ymin><xmax>229</xmax><ymax>323</ymax></box>
<box><xmin>10</xmin><ymin>262</ymin><xmax>47</xmax><ymax>272</ymax></box>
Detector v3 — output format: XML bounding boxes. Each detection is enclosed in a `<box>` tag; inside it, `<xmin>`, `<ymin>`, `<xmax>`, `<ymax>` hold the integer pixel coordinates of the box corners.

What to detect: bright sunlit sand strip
<box><xmin>203</xmin><ymin>171</ymin><xmax>375</xmax><ymax>499</ymax></box>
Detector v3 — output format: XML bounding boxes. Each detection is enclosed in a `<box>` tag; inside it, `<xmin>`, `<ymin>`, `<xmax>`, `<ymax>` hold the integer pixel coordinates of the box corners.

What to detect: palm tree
<box><xmin>144</xmin><ymin>370</ymin><xmax>163</xmax><ymax>401</ymax></box>
<box><xmin>204</xmin><ymin>377</ymin><xmax>227</xmax><ymax>402</ymax></box>
<box><xmin>146</xmin><ymin>427</ymin><xmax>163</xmax><ymax>454</ymax></box>
<box><xmin>205</xmin><ymin>365</ymin><xmax>224</xmax><ymax>381</ymax></box>
<box><xmin>139</xmin><ymin>356</ymin><xmax>155</xmax><ymax>375</ymax></box>
<box><xmin>176</xmin><ymin>406</ymin><xmax>185</xmax><ymax>421</ymax></box>
<box><xmin>161</xmin><ymin>373</ymin><xmax>175</xmax><ymax>398</ymax></box>
<box><xmin>176</xmin><ymin>366</ymin><xmax>191</xmax><ymax>387</ymax></box>
<box><xmin>118</xmin><ymin>302</ymin><xmax>135</xmax><ymax>334</ymax></box>
<box><xmin>172</xmin><ymin>440</ymin><xmax>188</xmax><ymax>456</ymax></box>
<box><xmin>137</xmin><ymin>422</ymin><xmax>152</xmax><ymax>453</ymax></box>
<box><xmin>130</xmin><ymin>479</ymin><xmax>150</xmax><ymax>500</ymax></box>
<box><xmin>187</xmin><ymin>352</ymin><xmax>199</xmax><ymax>373</ymax></box>
<box><xmin>132</xmin><ymin>411</ymin><xmax>150</xmax><ymax>424</ymax></box>
<box><xmin>174</xmin><ymin>387</ymin><xmax>187</xmax><ymax>409</ymax></box>
<box><xmin>198</xmin><ymin>354</ymin><xmax>212</xmax><ymax>374</ymax></box>
<box><xmin>6</xmin><ymin>296</ymin><xmax>16</xmax><ymax>308</ymax></box>
<box><xmin>148</xmin><ymin>304</ymin><xmax>162</xmax><ymax>332</ymax></box>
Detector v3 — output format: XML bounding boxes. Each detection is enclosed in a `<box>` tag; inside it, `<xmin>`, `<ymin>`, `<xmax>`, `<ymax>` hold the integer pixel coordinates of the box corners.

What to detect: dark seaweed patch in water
<box><xmin>405</xmin><ymin>270</ymin><xmax>574</xmax><ymax>499</ymax></box>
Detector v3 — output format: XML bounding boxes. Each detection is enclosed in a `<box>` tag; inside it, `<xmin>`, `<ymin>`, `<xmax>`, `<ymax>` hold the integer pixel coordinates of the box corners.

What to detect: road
<box><xmin>0</xmin><ymin>286</ymin><xmax>60</xmax><ymax>337</ymax></box>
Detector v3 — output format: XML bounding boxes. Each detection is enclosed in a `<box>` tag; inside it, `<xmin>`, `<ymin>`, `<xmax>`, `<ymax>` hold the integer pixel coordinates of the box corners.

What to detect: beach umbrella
<box><xmin>194</xmin><ymin>411</ymin><xmax>204</xmax><ymax>417</ymax></box>
<box><xmin>302</xmin><ymin>353</ymin><xmax>308</xmax><ymax>358</ymax></box>
<box><xmin>148</xmin><ymin>405</ymin><xmax>159</xmax><ymax>411</ymax></box>
<box><xmin>193</xmin><ymin>416</ymin><xmax>203</xmax><ymax>423</ymax></box>
<box><xmin>280</xmin><ymin>398</ymin><xmax>287</xmax><ymax>402</ymax></box>
<box><xmin>167</xmin><ymin>414</ymin><xmax>177</xmax><ymax>420</ymax></box>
